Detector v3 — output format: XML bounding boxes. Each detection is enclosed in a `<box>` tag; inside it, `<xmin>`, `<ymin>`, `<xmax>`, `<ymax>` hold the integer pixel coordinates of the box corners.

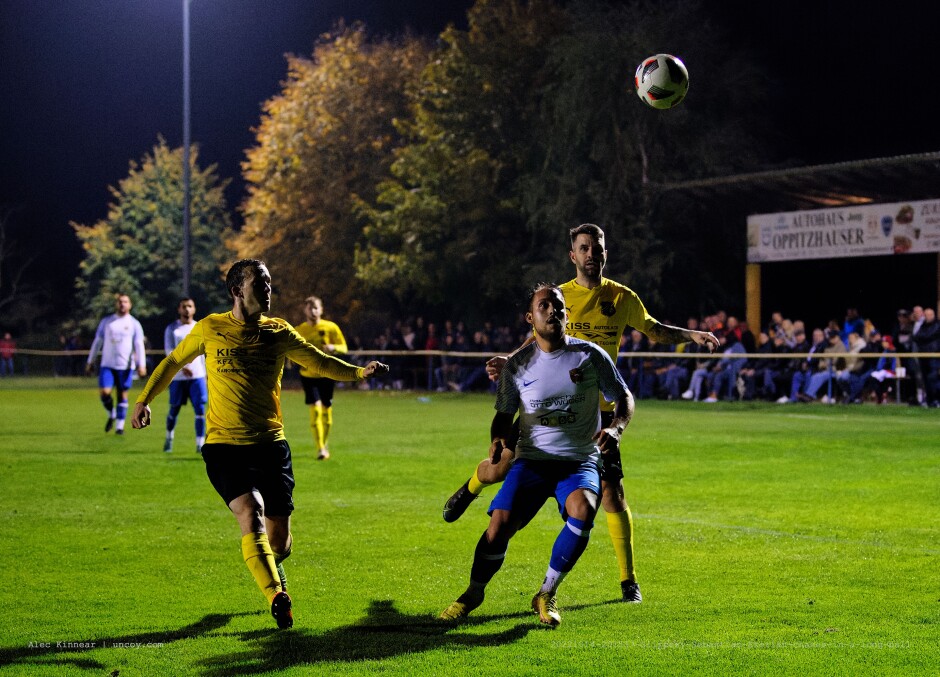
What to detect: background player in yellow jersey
<box><xmin>131</xmin><ymin>259</ymin><xmax>388</xmax><ymax>629</ymax></box>
<box><xmin>443</xmin><ymin>223</ymin><xmax>719</xmax><ymax>602</ymax></box>
<box><xmin>295</xmin><ymin>295</ymin><xmax>348</xmax><ymax>460</ymax></box>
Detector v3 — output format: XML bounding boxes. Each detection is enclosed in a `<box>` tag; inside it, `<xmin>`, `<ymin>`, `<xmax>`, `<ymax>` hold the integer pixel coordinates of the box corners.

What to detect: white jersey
<box><xmin>164</xmin><ymin>320</ymin><xmax>207</xmax><ymax>381</ymax></box>
<box><xmin>87</xmin><ymin>313</ymin><xmax>147</xmax><ymax>371</ymax></box>
<box><xmin>495</xmin><ymin>335</ymin><xmax>628</xmax><ymax>463</ymax></box>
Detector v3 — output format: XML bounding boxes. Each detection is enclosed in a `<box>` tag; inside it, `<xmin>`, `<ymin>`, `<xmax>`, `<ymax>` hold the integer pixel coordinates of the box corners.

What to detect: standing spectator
<box><xmin>435</xmin><ymin>333</ymin><xmax>460</xmax><ymax>391</ymax></box>
<box><xmin>0</xmin><ymin>332</ymin><xmax>16</xmax><ymax>376</ymax></box>
<box><xmin>424</xmin><ymin>322</ymin><xmax>441</xmax><ymax>390</ymax></box>
<box><xmin>85</xmin><ymin>294</ymin><xmax>147</xmax><ymax>434</ymax></box>
<box><xmin>913</xmin><ymin>307</ymin><xmax>940</xmax><ymax>406</ymax></box>
<box><xmin>840</xmin><ymin>307</ymin><xmax>866</xmax><ymax>348</ymax></box>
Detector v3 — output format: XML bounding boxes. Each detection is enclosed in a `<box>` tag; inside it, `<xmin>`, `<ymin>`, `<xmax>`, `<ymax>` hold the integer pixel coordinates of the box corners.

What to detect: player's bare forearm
<box><xmin>489</xmin><ymin>412</ymin><xmax>515</xmax><ymax>461</ymax></box>
<box><xmin>646</xmin><ymin>322</ymin><xmax>719</xmax><ymax>352</ymax></box>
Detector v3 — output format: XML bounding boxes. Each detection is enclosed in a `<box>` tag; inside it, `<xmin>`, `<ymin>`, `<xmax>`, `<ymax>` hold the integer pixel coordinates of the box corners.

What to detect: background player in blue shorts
<box><xmin>85</xmin><ymin>293</ymin><xmax>147</xmax><ymax>435</ymax></box>
<box><xmin>163</xmin><ymin>298</ymin><xmax>208</xmax><ymax>453</ymax></box>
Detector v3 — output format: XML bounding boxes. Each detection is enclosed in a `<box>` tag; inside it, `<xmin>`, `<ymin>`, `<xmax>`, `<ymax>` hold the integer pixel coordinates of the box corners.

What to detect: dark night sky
<box><xmin>2</xmin><ymin>0</ymin><xmax>940</xmax><ymax>316</ymax></box>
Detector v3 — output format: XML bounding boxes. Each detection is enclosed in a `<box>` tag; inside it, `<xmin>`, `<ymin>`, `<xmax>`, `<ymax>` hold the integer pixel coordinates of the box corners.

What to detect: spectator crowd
<box><xmin>4</xmin><ymin>303</ymin><xmax>939</xmax><ymax>407</ymax></box>
<box><xmin>324</xmin><ymin>304</ymin><xmax>939</xmax><ymax>408</ymax></box>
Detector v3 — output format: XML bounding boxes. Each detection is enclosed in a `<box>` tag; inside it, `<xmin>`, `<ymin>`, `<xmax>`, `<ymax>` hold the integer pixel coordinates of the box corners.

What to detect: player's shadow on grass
<box><xmin>198</xmin><ymin>598</ymin><xmax>606</xmax><ymax>676</ymax></box>
<box><xmin>0</xmin><ymin>611</ymin><xmax>241</xmax><ymax>672</ymax></box>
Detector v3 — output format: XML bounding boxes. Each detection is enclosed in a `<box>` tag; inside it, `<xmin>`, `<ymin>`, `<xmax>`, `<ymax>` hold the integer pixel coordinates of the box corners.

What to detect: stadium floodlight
<box><xmin>182</xmin><ymin>0</ymin><xmax>192</xmax><ymax>297</ymax></box>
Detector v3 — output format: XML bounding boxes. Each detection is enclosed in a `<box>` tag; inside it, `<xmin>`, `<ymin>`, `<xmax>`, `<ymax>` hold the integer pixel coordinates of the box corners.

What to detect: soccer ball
<box><xmin>634</xmin><ymin>54</ymin><xmax>689</xmax><ymax>109</ymax></box>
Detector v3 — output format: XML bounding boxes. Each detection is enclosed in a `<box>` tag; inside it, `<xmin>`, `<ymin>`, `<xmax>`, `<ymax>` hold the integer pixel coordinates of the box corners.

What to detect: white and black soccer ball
<box><xmin>634</xmin><ymin>54</ymin><xmax>689</xmax><ymax>109</ymax></box>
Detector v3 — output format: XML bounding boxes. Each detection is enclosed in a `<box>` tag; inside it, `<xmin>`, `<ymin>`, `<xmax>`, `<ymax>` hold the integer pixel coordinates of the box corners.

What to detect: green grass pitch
<box><xmin>0</xmin><ymin>378</ymin><xmax>937</xmax><ymax>675</ymax></box>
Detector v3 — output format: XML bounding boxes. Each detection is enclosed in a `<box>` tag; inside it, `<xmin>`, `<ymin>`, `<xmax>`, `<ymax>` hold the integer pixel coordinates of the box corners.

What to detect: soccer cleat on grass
<box><xmin>620</xmin><ymin>580</ymin><xmax>643</xmax><ymax>603</ymax></box>
<box><xmin>316</xmin><ymin>448</ymin><xmax>330</xmax><ymax>461</ymax></box>
<box><xmin>115</xmin><ymin>429</ymin><xmax>125</xmax><ymax>436</ymax></box>
<box><xmin>531</xmin><ymin>591</ymin><xmax>561</xmax><ymax>627</ymax></box>
<box><xmin>163</xmin><ymin>439</ymin><xmax>173</xmax><ymax>453</ymax></box>
<box><xmin>271</xmin><ymin>591</ymin><xmax>293</xmax><ymax>629</ymax></box>
<box><xmin>105</xmin><ymin>417</ymin><xmax>116</xmax><ymax>433</ymax></box>
<box><xmin>442</xmin><ymin>480</ymin><xmax>477</xmax><ymax>523</ymax></box>
<box><xmin>439</xmin><ymin>590</ymin><xmax>484</xmax><ymax>622</ymax></box>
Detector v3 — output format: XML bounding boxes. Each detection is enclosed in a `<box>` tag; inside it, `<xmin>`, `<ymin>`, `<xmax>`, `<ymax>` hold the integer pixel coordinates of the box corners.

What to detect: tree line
<box><xmin>70</xmin><ymin>0</ymin><xmax>773</xmax><ymax>337</ymax></box>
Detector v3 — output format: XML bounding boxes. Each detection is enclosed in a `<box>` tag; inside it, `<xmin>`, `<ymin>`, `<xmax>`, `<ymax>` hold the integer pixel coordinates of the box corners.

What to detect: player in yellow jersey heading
<box><xmin>443</xmin><ymin>224</ymin><xmax>719</xmax><ymax>602</ymax></box>
<box><xmin>295</xmin><ymin>295</ymin><xmax>348</xmax><ymax>460</ymax></box>
<box><xmin>131</xmin><ymin>259</ymin><xmax>388</xmax><ymax>629</ymax></box>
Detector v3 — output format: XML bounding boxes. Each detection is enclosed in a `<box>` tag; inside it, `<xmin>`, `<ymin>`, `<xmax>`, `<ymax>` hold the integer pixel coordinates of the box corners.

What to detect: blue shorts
<box><xmin>99</xmin><ymin>367</ymin><xmax>133</xmax><ymax>392</ymax></box>
<box><xmin>169</xmin><ymin>378</ymin><xmax>208</xmax><ymax>409</ymax></box>
<box><xmin>488</xmin><ymin>457</ymin><xmax>600</xmax><ymax>526</ymax></box>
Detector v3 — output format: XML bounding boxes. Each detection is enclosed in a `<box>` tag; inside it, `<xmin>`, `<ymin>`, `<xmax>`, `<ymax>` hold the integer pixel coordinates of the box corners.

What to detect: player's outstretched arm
<box><xmin>131</xmin><ymin>402</ymin><xmax>151</xmax><ymax>429</ymax></box>
<box><xmin>646</xmin><ymin>322</ymin><xmax>719</xmax><ymax>353</ymax></box>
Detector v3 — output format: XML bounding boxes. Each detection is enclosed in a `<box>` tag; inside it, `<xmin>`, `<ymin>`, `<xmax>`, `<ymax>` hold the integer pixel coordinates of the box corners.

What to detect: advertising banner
<box><xmin>747</xmin><ymin>198</ymin><xmax>940</xmax><ymax>262</ymax></box>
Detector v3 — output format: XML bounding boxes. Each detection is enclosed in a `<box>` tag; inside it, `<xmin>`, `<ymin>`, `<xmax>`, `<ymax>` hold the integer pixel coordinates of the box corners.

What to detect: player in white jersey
<box><xmin>162</xmin><ymin>298</ymin><xmax>208</xmax><ymax>454</ymax></box>
<box><xmin>86</xmin><ymin>293</ymin><xmax>147</xmax><ymax>434</ymax></box>
<box><xmin>440</xmin><ymin>283</ymin><xmax>633</xmax><ymax>628</ymax></box>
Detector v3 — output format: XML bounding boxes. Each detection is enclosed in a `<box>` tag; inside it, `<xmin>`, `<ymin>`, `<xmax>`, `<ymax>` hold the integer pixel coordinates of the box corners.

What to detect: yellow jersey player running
<box><xmin>443</xmin><ymin>223</ymin><xmax>718</xmax><ymax>603</ymax></box>
<box><xmin>295</xmin><ymin>295</ymin><xmax>348</xmax><ymax>460</ymax></box>
<box><xmin>131</xmin><ymin>259</ymin><xmax>388</xmax><ymax>629</ymax></box>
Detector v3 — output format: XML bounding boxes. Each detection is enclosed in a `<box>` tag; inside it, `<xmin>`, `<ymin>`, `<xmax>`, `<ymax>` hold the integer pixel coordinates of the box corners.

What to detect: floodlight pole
<box><xmin>182</xmin><ymin>0</ymin><xmax>192</xmax><ymax>297</ymax></box>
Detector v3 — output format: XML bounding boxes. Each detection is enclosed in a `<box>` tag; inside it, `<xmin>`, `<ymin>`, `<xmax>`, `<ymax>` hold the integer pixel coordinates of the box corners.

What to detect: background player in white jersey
<box><xmin>162</xmin><ymin>298</ymin><xmax>208</xmax><ymax>454</ymax></box>
<box><xmin>86</xmin><ymin>293</ymin><xmax>147</xmax><ymax>435</ymax></box>
<box><xmin>440</xmin><ymin>283</ymin><xmax>632</xmax><ymax>628</ymax></box>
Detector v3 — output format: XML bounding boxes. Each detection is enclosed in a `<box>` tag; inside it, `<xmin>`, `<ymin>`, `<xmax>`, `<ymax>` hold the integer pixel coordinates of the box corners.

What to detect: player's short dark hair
<box><xmin>527</xmin><ymin>282</ymin><xmax>562</xmax><ymax>311</ymax></box>
<box><xmin>177</xmin><ymin>297</ymin><xmax>195</xmax><ymax>306</ymax></box>
<box><xmin>569</xmin><ymin>223</ymin><xmax>605</xmax><ymax>247</ymax></box>
<box><xmin>225</xmin><ymin>259</ymin><xmax>266</xmax><ymax>300</ymax></box>
<box><xmin>304</xmin><ymin>295</ymin><xmax>323</xmax><ymax>307</ymax></box>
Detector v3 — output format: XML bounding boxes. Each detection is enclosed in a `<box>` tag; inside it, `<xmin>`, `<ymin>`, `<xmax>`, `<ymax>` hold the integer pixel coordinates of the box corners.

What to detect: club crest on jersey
<box><xmin>600</xmin><ymin>301</ymin><xmax>616</xmax><ymax>317</ymax></box>
<box><xmin>569</xmin><ymin>367</ymin><xmax>584</xmax><ymax>383</ymax></box>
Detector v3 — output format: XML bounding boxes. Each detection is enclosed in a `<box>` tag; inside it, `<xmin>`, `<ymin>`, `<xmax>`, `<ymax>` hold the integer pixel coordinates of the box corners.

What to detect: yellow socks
<box><xmin>241</xmin><ymin>532</ymin><xmax>282</xmax><ymax>603</ymax></box>
<box><xmin>309</xmin><ymin>405</ymin><xmax>323</xmax><ymax>449</ymax></box>
<box><xmin>321</xmin><ymin>406</ymin><xmax>333</xmax><ymax>449</ymax></box>
<box><xmin>606</xmin><ymin>508</ymin><xmax>636</xmax><ymax>582</ymax></box>
<box><xmin>467</xmin><ymin>467</ymin><xmax>486</xmax><ymax>495</ymax></box>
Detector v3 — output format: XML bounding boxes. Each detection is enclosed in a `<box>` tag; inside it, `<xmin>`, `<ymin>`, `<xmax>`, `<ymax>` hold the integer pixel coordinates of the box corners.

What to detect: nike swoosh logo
<box><xmin>523</xmin><ymin>379</ymin><xmax>538</xmax><ymax>387</ymax></box>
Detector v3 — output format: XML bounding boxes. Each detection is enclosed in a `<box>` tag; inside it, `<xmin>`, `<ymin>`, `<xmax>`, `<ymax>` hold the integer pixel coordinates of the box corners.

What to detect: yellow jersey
<box><xmin>560</xmin><ymin>277</ymin><xmax>657</xmax><ymax>410</ymax></box>
<box><xmin>295</xmin><ymin>319</ymin><xmax>347</xmax><ymax>378</ymax></box>
<box><xmin>137</xmin><ymin>312</ymin><xmax>364</xmax><ymax>444</ymax></box>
